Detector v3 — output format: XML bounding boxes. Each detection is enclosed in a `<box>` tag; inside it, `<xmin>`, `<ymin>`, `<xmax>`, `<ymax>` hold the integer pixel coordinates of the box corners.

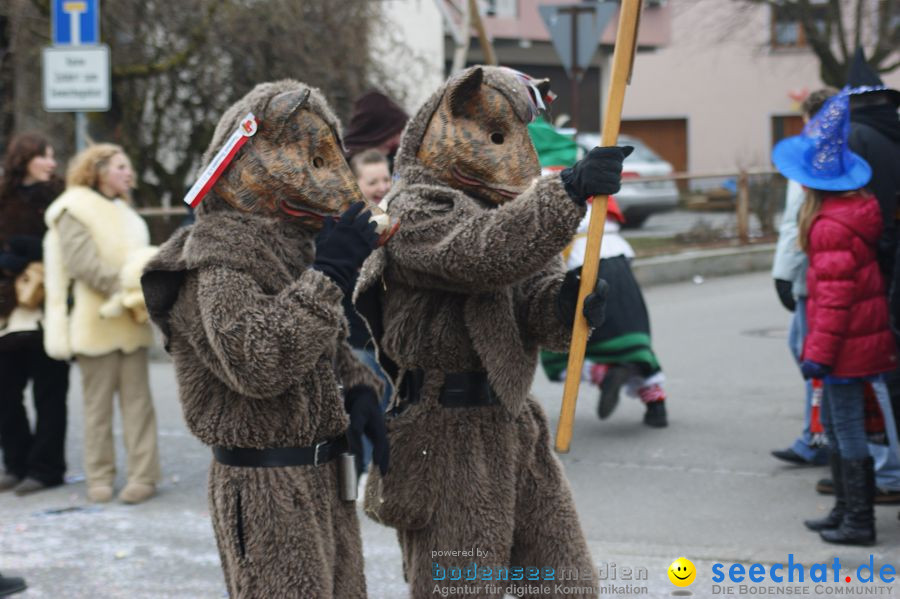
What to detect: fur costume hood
<box><xmin>195</xmin><ymin>79</ymin><xmax>347</xmax><ymax>219</ymax></box>
<box><xmin>393</xmin><ymin>66</ymin><xmax>537</xmax><ymax>185</ymax></box>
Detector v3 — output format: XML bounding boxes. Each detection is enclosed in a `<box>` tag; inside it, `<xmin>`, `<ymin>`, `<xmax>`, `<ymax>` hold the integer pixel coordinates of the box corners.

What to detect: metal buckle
<box><xmin>313</xmin><ymin>441</ymin><xmax>327</xmax><ymax>467</ymax></box>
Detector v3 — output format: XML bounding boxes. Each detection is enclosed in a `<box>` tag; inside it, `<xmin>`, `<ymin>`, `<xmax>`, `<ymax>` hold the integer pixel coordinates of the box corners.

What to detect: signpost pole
<box><xmin>556</xmin><ymin>3</ymin><xmax>601</xmax><ymax>136</ymax></box>
<box><xmin>50</xmin><ymin>0</ymin><xmax>101</xmax><ymax>151</ymax></box>
<box><xmin>75</xmin><ymin>112</ymin><xmax>87</xmax><ymax>152</ymax></box>
<box><xmin>569</xmin><ymin>10</ymin><xmax>579</xmax><ymax>133</ymax></box>
<box><xmin>72</xmin><ymin>5</ymin><xmax>85</xmax><ymax>151</ymax></box>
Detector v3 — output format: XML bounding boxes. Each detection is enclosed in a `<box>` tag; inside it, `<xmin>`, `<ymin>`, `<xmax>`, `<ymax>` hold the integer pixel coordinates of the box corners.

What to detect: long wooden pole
<box><xmin>555</xmin><ymin>0</ymin><xmax>643</xmax><ymax>453</ymax></box>
<box><xmin>469</xmin><ymin>0</ymin><xmax>497</xmax><ymax>66</ymax></box>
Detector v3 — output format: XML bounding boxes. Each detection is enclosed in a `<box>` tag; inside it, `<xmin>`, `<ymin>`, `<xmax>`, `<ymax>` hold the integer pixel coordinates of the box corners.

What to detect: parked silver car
<box><xmin>575</xmin><ymin>133</ymin><xmax>680</xmax><ymax>228</ymax></box>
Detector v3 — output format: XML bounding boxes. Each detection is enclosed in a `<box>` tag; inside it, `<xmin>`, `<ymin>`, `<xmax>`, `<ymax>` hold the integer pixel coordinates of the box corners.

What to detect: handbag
<box><xmin>15</xmin><ymin>262</ymin><xmax>44</xmax><ymax>310</ymax></box>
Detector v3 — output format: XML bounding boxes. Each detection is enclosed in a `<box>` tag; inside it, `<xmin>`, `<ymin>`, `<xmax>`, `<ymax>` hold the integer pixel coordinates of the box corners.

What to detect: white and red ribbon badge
<box><xmin>183</xmin><ymin>112</ymin><xmax>259</xmax><ymax>208</ymax></box>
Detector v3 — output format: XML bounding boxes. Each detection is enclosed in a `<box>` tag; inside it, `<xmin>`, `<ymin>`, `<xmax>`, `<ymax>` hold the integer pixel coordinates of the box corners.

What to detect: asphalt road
<box><xmin>2</xmin><ymin>271</ymin><xmax>898</xmax><ymax>598</ymax></box>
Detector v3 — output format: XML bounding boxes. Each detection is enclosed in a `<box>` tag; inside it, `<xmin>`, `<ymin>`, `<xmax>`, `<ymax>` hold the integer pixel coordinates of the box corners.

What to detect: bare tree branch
<box><xmin>112</xmin><ymin>1</ymin><xmax>219</xmax><ymax>80</ymax></box>
<box><xmin>853</xmin><ymin>0</ymin><xmax>863</xmax><ymax>50</ymax></box>
<box><xmin>734</xmin><ymin>0</ymin><xmax>899</xmax><ymax>85</ymax></box>
<box><xmin>830</xmin><ymin>0</ymin><xmax>849</xmax><ymax>64</ymax></box>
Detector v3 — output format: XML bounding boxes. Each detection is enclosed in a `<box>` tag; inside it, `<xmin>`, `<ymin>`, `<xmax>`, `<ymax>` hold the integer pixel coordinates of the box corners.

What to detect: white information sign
<box><xmin>42</xmin><ymin>45</ymin><xmax>110</xmax><ymax>112</ymax></box>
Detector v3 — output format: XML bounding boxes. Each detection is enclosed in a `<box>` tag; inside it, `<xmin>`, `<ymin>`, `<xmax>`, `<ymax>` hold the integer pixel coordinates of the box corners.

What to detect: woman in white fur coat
<box><xmin>43</xmin><ymin>144</ymin><xmax>160</xmax><ymax>504</ymax></box>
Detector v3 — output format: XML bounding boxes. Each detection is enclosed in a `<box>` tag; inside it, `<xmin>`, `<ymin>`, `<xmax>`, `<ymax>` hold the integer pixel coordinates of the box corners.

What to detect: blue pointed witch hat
<box><xmin>772</xmin><ymin>92</ymin><xmax>871</xmax><ymax>191</ymax></box>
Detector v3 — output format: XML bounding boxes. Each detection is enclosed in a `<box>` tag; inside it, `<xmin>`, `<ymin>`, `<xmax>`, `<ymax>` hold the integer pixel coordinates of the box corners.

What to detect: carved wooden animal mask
<box><xmin>213</xmin><ymin>88</ymin><xmax>388</xmax><ymax>230</ymax></box>
<box><xmin>417</xmin><ymin>67</ymin><xmax>546</xmax><ymax>205</ymax></box>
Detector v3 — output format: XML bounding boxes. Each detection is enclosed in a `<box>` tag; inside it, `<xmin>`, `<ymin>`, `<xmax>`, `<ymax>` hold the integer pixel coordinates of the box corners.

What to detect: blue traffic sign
<box><xmin>52</xmin><ymin>0</ymin><xmax>99</xmax><ymax>45</ymax></box>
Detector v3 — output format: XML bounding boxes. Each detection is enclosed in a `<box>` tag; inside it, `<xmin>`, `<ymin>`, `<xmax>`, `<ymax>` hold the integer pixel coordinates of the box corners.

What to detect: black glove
<box><xmin>6</xmin><ymin>235</ymin><xmax>43</xmax><ymax>262</ymax></box>
<box><xmin>774</xmin><ymin>279</ymin><xmax>796</xmax><ymax>312</ymax></box>
<box><xmin>312</xmin><ymin>202</ymin><xmax>378</xmax><ymax>296</ymax></box>
<box><xmin>0</xmin><ymin>252</ymin><xmax>28</xmax><ymax>275</ymax></box>
<box><xmin>556</xmin><ymin>267</ymin><xmax>609</xmax><ymax>329</ymax></box>
<box><xmin>344</xmin><ymin>384</ymin><xmax>389</xmax><ymax>476</ymax></box>
<box><xmin>560</xmin><ymin>145</ymin><xmax>634</xmax><ymax>205</ymax></box>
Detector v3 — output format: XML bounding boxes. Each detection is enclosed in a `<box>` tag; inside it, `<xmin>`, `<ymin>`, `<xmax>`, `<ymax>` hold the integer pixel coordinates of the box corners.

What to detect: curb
<box><xmin>632</xmin><ymin>243</ymin><xmax>775</xmax><ymax>287</ymax></box>
<box><xmin>147</xmin><ymin>244</ymin><xmax>776</xmax><ymax>361</ymax></box>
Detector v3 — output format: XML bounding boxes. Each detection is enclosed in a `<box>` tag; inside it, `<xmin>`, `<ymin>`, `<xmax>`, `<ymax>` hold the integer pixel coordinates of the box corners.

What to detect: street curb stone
<box><xmin>633</xmin><ymin>243</ymin><xmax>775</xmax><ymax>287</ymax></box>
<box><xmin>146</xmin><ymin>244</ymin><xmax>777</xmax><ymax>361</ymax></box>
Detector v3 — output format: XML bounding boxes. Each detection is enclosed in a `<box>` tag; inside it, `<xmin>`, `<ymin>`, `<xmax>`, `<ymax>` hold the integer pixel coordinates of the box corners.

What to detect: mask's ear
<box><xmin>535</xmin><ymin>78</ymin><xmax>551</xmax><ymax>99</ymax></box>
<box><xmin>264</xmin><ymin>88</ymin><xmax>311</xmax><ymax>142</ymax></box>
<box><xmin>448</xmin><ymin>67</ymin><xmax>484</xmax><ymax>117</ymax></box>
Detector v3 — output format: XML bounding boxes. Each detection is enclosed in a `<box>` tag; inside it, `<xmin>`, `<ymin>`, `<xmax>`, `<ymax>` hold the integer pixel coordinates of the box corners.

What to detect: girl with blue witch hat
<box><xmin>773</xmin><ymin>92</ymin><xmax>898</xmax><ymax>546</ymax></box>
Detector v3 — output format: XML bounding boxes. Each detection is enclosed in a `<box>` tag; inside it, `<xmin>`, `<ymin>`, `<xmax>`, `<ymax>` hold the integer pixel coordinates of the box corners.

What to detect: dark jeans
<box><xmin>0</xmin><ymin>338</ymin><xmax>70</xmax><ymax>484</ymax></box>
<box><xmin>821</xmin><ymin>382</ymin><xmax>869</xmax><ymax>461</ymax></box>
<box><xmin>885</xmin><ymin>368</ymin><xmax>900</xmax><ymax>442</ymax></box>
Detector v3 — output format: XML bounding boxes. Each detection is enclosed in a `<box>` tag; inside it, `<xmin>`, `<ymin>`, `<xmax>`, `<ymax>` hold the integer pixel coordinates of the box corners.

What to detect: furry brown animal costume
<box><xmin>141</xmin><ymin>80</ymin><xmax>383</xmax><ymax>599</ymax></box>
<box><xmin>357</xmin><ymin>66</ymin><xmax>601</xmax><ymax>598</ymax></box>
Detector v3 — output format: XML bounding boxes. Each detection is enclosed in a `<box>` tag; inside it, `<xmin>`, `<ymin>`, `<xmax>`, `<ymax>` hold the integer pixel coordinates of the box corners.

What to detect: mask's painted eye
<box><xmin>490</xmin><ymin>132</ymin><xmax>504</xmax><ymax>144</ymax></box>
<box><xmin>312</xmin><ymin>156</ymin><xmax>325</xmax><ymax>168</ymax></box>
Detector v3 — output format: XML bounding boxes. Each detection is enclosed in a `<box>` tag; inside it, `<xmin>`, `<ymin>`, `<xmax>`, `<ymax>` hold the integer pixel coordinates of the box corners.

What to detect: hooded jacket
<box><xmin>356</xmin><ymin>67</ymin><xmax>584</xmax><ymax>416</ymax></box>
<box><xmin>803</xmin><ymin>192</ymin><xmax>897</xmax><ymax>377</ymax></box>
<box><xmin>143</xmin><ymin>212</ymin><xmax>381</xmax><ymax>449</ymax></box>
<box><xmin>142</xmin><ymin>80</ymin><xmax>379</xmax><ymax>599</ymax></box>
<box><xmin>849</xmin><ymin>120</ymin><xmax>900</xmax><ymax>265</ymax></box>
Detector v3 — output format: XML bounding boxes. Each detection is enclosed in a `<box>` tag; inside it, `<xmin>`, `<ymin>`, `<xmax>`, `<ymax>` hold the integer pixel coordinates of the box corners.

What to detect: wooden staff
<box><xmin>555</xmin><ymin>0</ymin><xmax>643</xmax><ymax>453</ymax></box>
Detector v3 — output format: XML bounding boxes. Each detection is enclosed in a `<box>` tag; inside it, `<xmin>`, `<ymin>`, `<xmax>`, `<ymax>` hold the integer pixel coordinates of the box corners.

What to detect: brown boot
<box><xmin>119</xmin><ymin>482</ymin><xmax>155</xmax><ymax>504</ymax></box>
<box><xmin>87</xmin><ymin>485</ymin><xmax>114</xmax><ymax>503</ymax></box>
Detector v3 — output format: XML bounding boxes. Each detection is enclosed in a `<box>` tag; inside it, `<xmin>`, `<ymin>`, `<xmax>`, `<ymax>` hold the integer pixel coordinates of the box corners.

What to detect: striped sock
<box><xmin>638</xmin><ymin>383</ymin><xmax>666</xmax><ymax>404</ymax></box>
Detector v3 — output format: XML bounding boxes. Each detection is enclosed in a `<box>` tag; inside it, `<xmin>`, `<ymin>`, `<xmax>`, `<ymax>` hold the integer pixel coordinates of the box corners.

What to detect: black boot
<box><xmin>597</xmin><ymin>365</ymin><xmax>630</xmax><ymax>420</ymax></box>
<box><xmin>820</xmin><ymin>457</ymin><xmax>876</xmax><ymax>546</ymax></box>
<box><xmin>643</xmin><ymin>400</ymin><xmax>668</xmax><ymax>428</ymax></box>
<box><xmin>0</xmin><ymin>573</ymin><xmax>26</xmax><ymax>597</ymax></box>
<box><xmin>805</xmin><ymin>454</ymin><xmax>844</xmax><ymax>531</ymax></box>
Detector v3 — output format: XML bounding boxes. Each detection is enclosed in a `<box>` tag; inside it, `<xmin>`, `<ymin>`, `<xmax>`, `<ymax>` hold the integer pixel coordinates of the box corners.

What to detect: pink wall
<box><xmin>619</xmin><ymin>0</ymin><xmax>900</xmax><ymax>172</ymax></box>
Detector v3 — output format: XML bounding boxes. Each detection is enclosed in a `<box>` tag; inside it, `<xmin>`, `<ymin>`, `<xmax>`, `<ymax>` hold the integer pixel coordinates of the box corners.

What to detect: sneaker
<box><xmin>0</xmin><ymin>573</ymin><xmax>26</xmax><ymax>597</ymax></box>
<box><xmin>119</xmin><ymin>483</ymin><xmax>155</xmax><ymax>504</ymax></box>
<box><xmin>643</xmin><ymin>400</ymin><xmax>668</xmax><ymax>428</ymax></box>
<box><xmin>0</xmin><ymin>474</ymin><xmax>21</xmax><ymax>492</ymax></box>
<box><xmin>597</xmin><ymin>365</ymin><xmax>630</xmax><ymax>420</ymax></box>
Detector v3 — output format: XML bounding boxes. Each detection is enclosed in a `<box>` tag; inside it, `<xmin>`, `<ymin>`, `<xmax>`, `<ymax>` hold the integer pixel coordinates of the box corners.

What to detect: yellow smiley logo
<box><xmin>668</xmin><ymin>557</ymin><xmax>696</xmax><ymax>587</ymax></box>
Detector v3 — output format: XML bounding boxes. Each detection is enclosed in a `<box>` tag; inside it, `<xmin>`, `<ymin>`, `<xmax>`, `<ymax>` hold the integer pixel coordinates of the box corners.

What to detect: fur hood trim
<box><xmin>43</xmin><ymin>186</ymin><xmax>153</xmax><ymax>359</ymax></box>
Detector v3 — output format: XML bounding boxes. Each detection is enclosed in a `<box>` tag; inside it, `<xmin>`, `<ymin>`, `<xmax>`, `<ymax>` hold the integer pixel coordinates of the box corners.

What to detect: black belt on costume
<box><xmin>212</xmin><ymin>436</ymin><xmax>348</xmax><ymax>468</ymax></box>
<box><xmin>400</xmin><ymin>368</ymin><xmax>500</xmax><ymax>408</ymax></box>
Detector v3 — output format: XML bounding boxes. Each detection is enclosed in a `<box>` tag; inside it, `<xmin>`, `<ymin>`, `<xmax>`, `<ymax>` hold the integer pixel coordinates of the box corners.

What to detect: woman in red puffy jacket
<box><xmin>773</xmin><ymin>92</ymin><xmax>897</xmax><ymax>546</ymax></box>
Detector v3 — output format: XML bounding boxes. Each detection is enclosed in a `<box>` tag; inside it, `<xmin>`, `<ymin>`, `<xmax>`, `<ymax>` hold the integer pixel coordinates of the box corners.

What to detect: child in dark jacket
<box><xmin>773</xmin><ymin>92</ymin><xmax>897</xmax><ymax>546</ymax></box>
